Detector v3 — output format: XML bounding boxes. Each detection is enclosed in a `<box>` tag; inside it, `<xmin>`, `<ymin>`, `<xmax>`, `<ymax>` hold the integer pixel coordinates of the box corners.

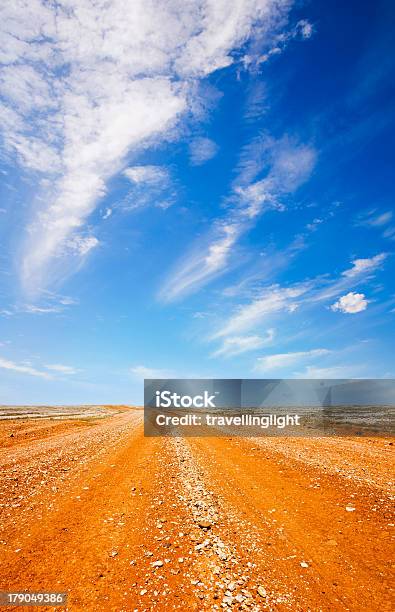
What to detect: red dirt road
<box><xmin>0</xmin><ymin>410</ymin><xmax>393</xmax><ymax>611</ymax></box>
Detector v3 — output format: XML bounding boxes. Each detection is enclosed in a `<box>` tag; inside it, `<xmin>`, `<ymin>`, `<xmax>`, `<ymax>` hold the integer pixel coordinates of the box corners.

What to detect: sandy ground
<box><xmin>0</xmin><ymin>409</ymin><xmax>393</xmax><ymax>611</ymax></box>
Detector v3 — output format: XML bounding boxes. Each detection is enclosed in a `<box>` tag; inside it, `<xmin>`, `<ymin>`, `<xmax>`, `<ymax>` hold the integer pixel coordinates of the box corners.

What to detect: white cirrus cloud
<box><xmin>64</xmin><ymin>235</ymin><xmax>100</xmax><ymax>257</ymax></box>
<box><xmin>0</xmin><ymin>0</ymin><xmax>291</xmax><ymax>294</ymax></box>
<box><xmin>356</xmin><ymin>209</ymin><xmax>393</xmax><ymax>228</ymax></box>
<box><xmin>342</xmin><ymin>253</ymin><xmax>386</xmax><ymax>278</ymax></box>
<box><xmin>383</xmin><ymin>226</ymin><xmax>395</xmax><ymax>239</ymax></box>
<box><xmin>0</xmin><ymin>356</ymin><xmax>52</xmax><ymax>379</ymax></box>
<box><xmin>214</xmin><ymin>284</ymin><xmax>307</xmax><ymax>338</ymax></box>
<box><xmin>121</xmin><ymin>165</ymin><xmax>175</xmax><ymax>211</ymax></box>
<box><xmin>130</xmin><ymin>365</ymin><xmax>173</xmax><ymax>380</ymax></box>
<box><xmin>243</xmin><ymin>19</ymin><xmax>313</xmax><ymax>68</ymax></box>
<box><xmin>123</xmin><ymin>165</ymin><xmax>169</xmax><ymax>185</ymax></box>
<box><xmin>254</xmin><ymin>348</ymin><xmax>330</xmax><ymax>372</ymax></box>
<box><xmin>44</xmin><ymin>364</ymin><xmax>79</xmax><ymax>375</ymax></box>
<box><xmin>368</xmin><ymin>211</ymin><xmax>393</xmax><ymax>226</ymax></box>
<box><xmin>208</xmin><ymin>252</ymin><xmax>386</xmax><ymax>353</ymax></box>
<box><xmin>189</xmin><ymin>137</ymin><xmax>219</xmax><ymax>165</ymax></box>
<box><xmin>331</xmin><ymin>292</ymin><xmax>368</xmax><ymax>314</ymax></box>
<box><xmin>23</xmin><ymin>304</ymin><xmax>63</xmax><ymax>314</ymax></box>
<box><xmin>159</xmin><ymin>221</ymin><xmax>241</xmax><ymax>302</ymax></box>
<box><xmin>102</xmin><ymin>208</ymin><xmax>112</xmax><ymax>220</ymax></box>
<box><xmin>160</xmin><ymin>137</ymin><xmax>316</xmax><ymax>301</ymax></box>
<box><xmin>212</xmin><ymin>328</ymin><xmax>275</xmax><ymax>358</ymax></box>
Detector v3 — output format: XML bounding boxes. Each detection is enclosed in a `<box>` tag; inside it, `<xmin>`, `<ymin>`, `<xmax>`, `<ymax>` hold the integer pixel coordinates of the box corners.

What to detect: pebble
<box><xmin>300</xmin><ymin>561</ymin><xmax>309</xmax><ymax>568</ymax></box>
<box><xmin>326</xmin><ymin>539</ymin><xmax>337</xmax><ymax>546</ymax></box>
<box><xmin>257</xmin><ymin>586</ymin><xmax>267</xmax><ymax>597</ymax></box>
<box><xmin>152</xmin><ymin>560</ymin><xmax>164</xmax><ymax>567</ymax></box>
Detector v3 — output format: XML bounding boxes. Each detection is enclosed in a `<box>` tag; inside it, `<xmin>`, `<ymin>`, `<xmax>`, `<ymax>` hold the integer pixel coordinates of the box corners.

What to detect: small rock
<box><xmin>197</xmin><ymin>519</ymin><xmax>212</xmax><ymax>529</ymax></box>
<box><xmin>300</xmin><ymin>561</ymin><xmax>309</xmax><ymax>568</ymax></box>
<box><xmin>109</xmin><ymin>550</ymin><xmax>118</xmax><ymax>557</ymax></box>
<box><xmin>257</xmin><ymin>586</ymin><xmax>267</xmax><ymax>597</ymax></box>
<box><xmin>326</xmin><ymin>539</ymin><xmax>337</xmax><ymax>546</ymax></box>
<box><xmin>178</xmin><ymin>557</ymin><xmax>184</xmax><ymax>563</ymax></box>
<box><xmin>140</xmin><ymin>589</ymin><xmax>147</xmax><ymax>596</ymax></box>
<box><xmin>152</xmin><ymin>560</ymin><xmax>164</xmax><ymax>567</ymax></box>
<box><xmin>346</xmin><ymin>506</ymin><xmax>356</xmax><ymax>512</ymax></box>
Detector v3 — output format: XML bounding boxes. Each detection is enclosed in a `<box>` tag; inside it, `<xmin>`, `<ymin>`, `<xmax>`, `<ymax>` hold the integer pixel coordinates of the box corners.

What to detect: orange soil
<box><xmin>0</xmin><ymin>410</ymin><xmax>393</xmax><ymax>611</ymax></box>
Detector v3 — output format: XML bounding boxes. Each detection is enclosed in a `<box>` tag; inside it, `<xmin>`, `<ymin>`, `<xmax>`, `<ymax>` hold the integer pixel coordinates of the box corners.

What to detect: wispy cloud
<box><xmin>1</xmin><ymin>292</ymin><xmax>78</xmax><ymax>316</ymax></box>
<box><xmin>342</xmin><ymin>253</ymin><xmax>387</xmax><ymax>278</ymax></box>
<box><xmin>130</xmin><ymin>365</ymin><xmax>173</xmax><ymax>380</ymax></box>
<box><xmin>214</xmin><ymin>285</ymin><xmax>307</xmax><ymax>338</ymax></box>
<box><xmin>208</xmin><ymin>252</ymin><xmax>387</xmax><ymax>356</ymax></box>
<box><xmin>23</xmin><ymin>305</ymin><xmax>63</xmax><ymax>315</ymax></box>
<box><xmin>64</xmin><ymin>235</ymin><xmax>100</xmax><ymax>257</ymax></box>
<box><xmin>102</xmin><ymin>208</ymin><xmax>112</xmax><ymax>220</ymax></box>
<box><xmin>211</xmin><ymin>329</ymin><xmax>275</xmax><ymax>358</ymax></box>
<box><xmin>0</xmin><ymin>356</ymin><xmax>52</xmax><ymax>379</ymax></box>
<box><xmin>308</xmin><ymin>253</ymin><xmax>388</xmax><ymax>303</ymax></box>
<box><xmin>368</xmin><ymin>211</ymin><xmax>393</xmax><ymax>227</ymax></box>
<box><xmin>44</xmin><ymin>364</ymin><xmax>80</xmax><ymax>375</ymax></box>
<box><xmin>189</xmin><ymin>137</ymin><xmax>218</xmax><ymax>166</ymax></box>
<box><xmin>254</xmin><ymin>348</ymin><xmax>329</xmax><ymax>372</ymax></box>
<box><xmin>383</xmin><ymin>226</ymin><xmax>395</xmax><ymax>240</ymax></box>
<box><xmin>160</xmin><ymin>136</ymin><xmax>316</xmax><ymax>301</ymax></box>
<box><xmin>121</xmin><ymin>165</ymin><xmax>175</xmax><ymax>211</ymax></box>
<box><xmin>124</xmin><ymin>165</ymin><xmax>169</xmax><ymax>185</ymax></box>
<box><xmin>355</xmin><ymin>209</ymin><xmax>394</xmax><ymax>241</ymax></box>
<box><xmin>331</xmin><ymin>292</ymin><xmax>368</xmax><ymax>314</ymax></box>
<box><xmin>243</xmin><ymin>19</ymin><xmax>314</xmax><ymax>69</ymax></box>
<box><xmin>0</xmin><ymin>0</ymin><xmax>291</xmax><ymax>294</ymax></box>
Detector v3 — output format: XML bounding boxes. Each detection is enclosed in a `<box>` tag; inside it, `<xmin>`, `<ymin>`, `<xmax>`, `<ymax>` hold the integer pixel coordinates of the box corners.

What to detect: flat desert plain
<box><xmin>0</xmin><ymin>407</ymin><xmax>393</xmax><ymax>611</ymax></box>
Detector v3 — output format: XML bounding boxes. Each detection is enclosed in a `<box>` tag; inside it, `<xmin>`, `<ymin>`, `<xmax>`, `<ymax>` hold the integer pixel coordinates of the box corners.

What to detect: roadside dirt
<box><xmin>0</xmin><ymin>410</ymin><xmax>393</xmax><ymax>611</ymax></box>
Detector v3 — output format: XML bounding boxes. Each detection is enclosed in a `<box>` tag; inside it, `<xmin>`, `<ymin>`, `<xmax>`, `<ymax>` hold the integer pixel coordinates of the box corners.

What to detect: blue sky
<box><xmin>0</xmin><ymin>0</ymin><xmax>394</xmax><ymax>404</ymax></box>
